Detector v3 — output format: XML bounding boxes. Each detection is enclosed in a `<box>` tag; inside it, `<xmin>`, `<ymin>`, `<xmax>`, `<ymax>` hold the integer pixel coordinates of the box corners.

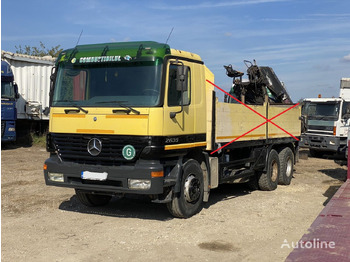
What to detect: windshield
<box><xmin>305</xmin><ymin>102</ymin><xmax>340</xmax><ymax>120</ymax></box>
<box><xmin>1</xmin><ymin>81</ymin><xmax>16</xmax><ymax>100</ymax></box>
<box><xmin>52</xmin><ymin>60</ymin><xmax>162</xmax><ymax>107</ymax></box>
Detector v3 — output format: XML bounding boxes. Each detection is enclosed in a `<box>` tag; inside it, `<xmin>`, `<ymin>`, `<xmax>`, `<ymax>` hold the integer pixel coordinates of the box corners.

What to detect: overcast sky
<box><xmin>2</xmin><ymin>0</ymin><xmax>350</xmax><ymax>101</ymax></box>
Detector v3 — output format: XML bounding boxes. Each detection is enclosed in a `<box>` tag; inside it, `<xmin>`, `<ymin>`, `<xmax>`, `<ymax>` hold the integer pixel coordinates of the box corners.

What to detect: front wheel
<box><xmin>75</xmin><ymin>190</ymin><xmax>112</xmax><ymax>207</ymax></box>
<box><xmin>167</xmin><ymin>159</ymin><xmax>204</xmax><ymax>218</ymax></box>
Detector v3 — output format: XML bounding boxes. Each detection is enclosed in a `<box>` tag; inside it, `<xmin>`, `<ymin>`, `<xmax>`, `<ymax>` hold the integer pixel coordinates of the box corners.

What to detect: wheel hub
<box><xmin>184</xmin><ymin>175</ymin><xmax>201</xmax><ymax>203</ymax></box>
<box><xmin>271</xmin><ymin>160</ymin><xmax>278</xmax><ymax>181</ymax></box>
<box><xmin>286</xmin><ymin>158</ymin><xmax>293</xmax><ymax>177</ymax></box>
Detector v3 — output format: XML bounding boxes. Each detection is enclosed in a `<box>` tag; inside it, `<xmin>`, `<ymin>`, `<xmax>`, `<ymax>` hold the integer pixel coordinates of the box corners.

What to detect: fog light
<box><xmin>8</xmin><ymin>127</ymin><xmax>15</xmax><ymax>132</ymax></box>
<box><xmin>329</xmin><ymin>140</ymin><xmax>335</xmax><ymax>145</ymax></box>
<box><xmin>48</xmin><ymin>172</ymin><xmax>64</xmax><ymax>182</ymax></box>
<box><xmin>128</xmin><ymin>179</ymin><xmax>151</xmax><ymax>190</ymax></box>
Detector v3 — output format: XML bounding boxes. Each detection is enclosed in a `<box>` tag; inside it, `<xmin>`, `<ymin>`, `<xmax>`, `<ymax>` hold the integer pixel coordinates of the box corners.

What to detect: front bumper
<box><xmin>44</xmin><ymin>155</ymin><xmax>166</xmax><ymax>195</ymax></box>
<box><xmin>1</xmin><ymin>121</ymin><xmax>16</xmax><ymax>142</ymax></box>
<box><xmin>300</xmin><ymin>134</ymin><xmax>343</xmax><ymax>152</ymax></box>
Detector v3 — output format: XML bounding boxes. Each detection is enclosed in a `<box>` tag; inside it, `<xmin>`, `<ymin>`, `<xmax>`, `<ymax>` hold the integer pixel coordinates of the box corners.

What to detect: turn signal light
<box><xmin>151</xmin><ymin>171</ymin><xmax>164</xmax><ymax>178</ymax></box>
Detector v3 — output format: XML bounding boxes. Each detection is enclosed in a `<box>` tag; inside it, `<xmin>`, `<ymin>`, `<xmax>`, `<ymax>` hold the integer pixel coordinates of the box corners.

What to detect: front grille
<box><xmin>51</xmin><ymin>133</ymin><xmax>149</xmax><ymax>166</ymax></box>
<box><xmin>308</xmin><ymin>125</ymin><xmax>333</xmax><ymax>132</ymax></box>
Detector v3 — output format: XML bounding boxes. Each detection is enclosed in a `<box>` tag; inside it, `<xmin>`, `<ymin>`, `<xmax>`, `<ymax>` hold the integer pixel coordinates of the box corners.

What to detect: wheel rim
<box><xmin>286</xmin><ymin>157</ymin><xmax>293</xmax><ymax>177</ymax></box>
<box><xmin>184</xmin><ymin>174</ymin><xmax>201</xmax><ymax>203</ymax></box>
<box><xmin>271</xmin><ymin>160</ymin><xmax>278</xmax><ymax>181</ymax></box>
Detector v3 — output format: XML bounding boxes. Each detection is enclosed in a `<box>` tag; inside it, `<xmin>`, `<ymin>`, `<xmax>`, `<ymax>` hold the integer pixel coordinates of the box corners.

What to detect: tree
<box><xmin>15</xmin><ymin>42</ymin><xmax>63</xmax><ymax>57</ymax></box>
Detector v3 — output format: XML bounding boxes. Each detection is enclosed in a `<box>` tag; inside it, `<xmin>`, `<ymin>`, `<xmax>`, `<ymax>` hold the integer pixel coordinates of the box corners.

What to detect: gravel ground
<box><xmin>1</xmin><ymin>146</ymin><xmax>347</xmax><ymax>262</ymax></box>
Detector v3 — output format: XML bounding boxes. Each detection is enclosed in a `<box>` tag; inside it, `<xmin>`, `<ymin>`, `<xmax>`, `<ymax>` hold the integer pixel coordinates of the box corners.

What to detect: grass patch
<box><xmin>31</xmin><ymin>133</ymin><xmax>46</xmax><ymax>147</ymax></box>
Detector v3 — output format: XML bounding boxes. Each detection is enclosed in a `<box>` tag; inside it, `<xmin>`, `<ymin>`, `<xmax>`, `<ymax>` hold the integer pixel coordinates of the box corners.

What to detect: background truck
<box><xmin>1</xmin><ymin>60</ymin><xmax>19</xmax><ymax>142</ymax></box>
<box><xmin>44</xmin><ymin>41</ymin><xmax>301</xmax><ymax>218</ymax></box>
<box><xmin>1</xmin><ymin>51</ymin><xmax>55</xmax><ymax>139</ymax></box>
<box><xmin>300</xmin><ymin>78</ymin><xmax>350</xmax><ymax>157</ymax></box>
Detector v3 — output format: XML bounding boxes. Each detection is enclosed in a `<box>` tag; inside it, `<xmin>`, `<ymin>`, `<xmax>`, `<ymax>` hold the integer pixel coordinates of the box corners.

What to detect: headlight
<box><xmin>48</xmin><ymin>172</ymin><xmax>64</xmax><ymax>182</ymax></box>
<box><xmin>128</xmin><ymin>179</ymin><xmax>151</xmax><ymax>190</ymax></box>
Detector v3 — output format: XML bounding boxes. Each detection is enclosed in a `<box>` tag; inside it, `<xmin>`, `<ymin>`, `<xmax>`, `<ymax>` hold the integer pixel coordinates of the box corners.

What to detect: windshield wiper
<box><xmin>112</xmin><ymin>106</ymin><xmax>140</xmax><ymax>115</ymax></box>
<box><xmin>96</xmin><ymin>101</ymin><xmax>140</xmax><ymax>115</ymax></box>
<box><xmin>64</xmin><ymin>105</ymin><xmax>88</xmax><ymax>114</ymax></box>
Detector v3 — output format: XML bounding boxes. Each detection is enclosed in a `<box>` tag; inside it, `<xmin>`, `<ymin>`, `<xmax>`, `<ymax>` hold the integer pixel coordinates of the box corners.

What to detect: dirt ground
<box><xmin>1</xmin><ymin>145</ymin><xmax>347</xmax><ymax>262</ymax></box>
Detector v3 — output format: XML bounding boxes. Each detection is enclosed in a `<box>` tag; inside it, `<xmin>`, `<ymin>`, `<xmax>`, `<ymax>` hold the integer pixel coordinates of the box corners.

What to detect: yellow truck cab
<box><xmin>44</xmin><ymin>41</ymin><xmax>301</xmax><ymax>218</ymax></box>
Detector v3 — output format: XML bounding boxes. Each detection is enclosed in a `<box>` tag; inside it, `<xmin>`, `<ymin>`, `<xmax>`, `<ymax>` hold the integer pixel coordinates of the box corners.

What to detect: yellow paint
<box><xmin>217</xmin><ymin>134</ymin><xmax>266</xmax><ymax>140</ymax></box>
<box><xmin>217</xmin><ymin>133</ymin><xmax>288</xmax><ymax>140</ymax></box>
<box><xmin>52</xmin><ymin>113</ymin><xmax>86</xmax><ymax>118</ymax></box>
<box><xmin>106</xmin><ymin>115</ymin><xmax>148</xmax><ymax>119</ymax></box>
<box><xmin>162</xmin><ymin>58</ymin><xmax>208</xmax><ymax>142</ymax></box>
<box><xmin>76</xmin><ymin>129</ymin><xmax>114</xmax><ymax>134</ymax></box>
<box><xmin>170</xmin><ymin>49</ymin><xmax>202</xmax><ymax>61</ymax></box>
<box><xmin>49</xmin><ymin>107</ymin><xmax>150</xmax><ymax>135</ymax></box>
<box><xmin>215</xmin><ymin>102</ymin><xmax>301</xmax><ymax>143</ymax></box>
<box><xmin>164</xmin><ymin>142</ymin><xmax>207</xmax><ymax>150</ymax></box>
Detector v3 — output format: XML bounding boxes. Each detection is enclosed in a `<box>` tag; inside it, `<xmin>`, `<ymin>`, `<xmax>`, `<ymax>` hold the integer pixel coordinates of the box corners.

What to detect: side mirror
<box><xmin>176</xmin><ymin>66</ymin><xmax>188</xmax><ymax>92</ymax></box>
<box><xmin>43</xmin><ymin>107</ymin><xmax>50</xmax><ymax>116</ymax></box>
<box><xmin>49</xmin><ymin>66</ymin><xmax>57</xmax><ymax>106</ymax></box>
<box><xmin>14</xmin><ymin>83</ymin><xmax>20</xmax><ymax>99</ymax></box>
<box><xmin>170</xmin><ymin>62</ymin><xmax>190</xmax><ymax>119</ymax></box>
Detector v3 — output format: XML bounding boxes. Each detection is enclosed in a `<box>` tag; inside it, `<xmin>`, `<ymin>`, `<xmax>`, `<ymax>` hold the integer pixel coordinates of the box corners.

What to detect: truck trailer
<box><xmin>43</xmin><ymin>41</ymin><xmax>301</xmax><ymax>218</ymax></box>
<box><xmin>1</xmin><ymin>51</ymin><xmax>55</xmax><ymax>136</ymax></box>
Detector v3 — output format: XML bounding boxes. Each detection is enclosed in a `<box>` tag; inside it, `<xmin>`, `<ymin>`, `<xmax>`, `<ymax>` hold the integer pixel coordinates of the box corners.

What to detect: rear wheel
<box><xmin>278</xmin><ymin>147</ymin><xmax>294</xmax><ymax>185</ymax></box>
<box><xmin>258</xmin><ymin>149</ymin><xmax>279</xmax><ymax>191</ymax></box>
<box><xmin>167</xmin><ymin>159</ymin><xmax>204</xmax><ymax>218</ymax></box>
<box><xmin>75</xmin><ymin>190</ymin><xmax>112</xmax><ymax>207</ymax></box>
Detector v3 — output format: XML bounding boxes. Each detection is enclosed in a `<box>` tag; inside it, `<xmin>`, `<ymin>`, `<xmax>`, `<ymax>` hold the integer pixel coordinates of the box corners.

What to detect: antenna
<box><xmin>165</xmin><ymin>27</ymin><xmax>174</xmax><ymax>44</ymax></box>
<box><xmin>76</xmin><ymin>29</ymin><xmax>83</xmax><ymax>46</ymax></box>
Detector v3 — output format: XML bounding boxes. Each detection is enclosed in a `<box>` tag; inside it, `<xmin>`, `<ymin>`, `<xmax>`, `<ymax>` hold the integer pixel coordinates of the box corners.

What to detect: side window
<box><xmin>168</xmin><ymin>64</ymin><xmax>191</xmax><ymax>107</ymax></box>
<box><xmin>342</xmin><ymin>101</ymin><xmax>350</xmax><ymax>119</ymax></box>
<box><xmin>73</xmin><ymin>71</ymin><xmax>87</xmax><ymax>100</ymax></box>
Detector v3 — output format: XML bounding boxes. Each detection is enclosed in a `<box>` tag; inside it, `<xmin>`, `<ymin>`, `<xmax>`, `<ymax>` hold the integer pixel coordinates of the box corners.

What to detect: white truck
<box><xmin>1</xmin><ymin>51</ymin><xmax>55</xmax><ymax>136</ymax></box>
<box><xmin>300</xmin><ymin>78</ymin><xmax>350</xmax><ymax>157</ymax></box>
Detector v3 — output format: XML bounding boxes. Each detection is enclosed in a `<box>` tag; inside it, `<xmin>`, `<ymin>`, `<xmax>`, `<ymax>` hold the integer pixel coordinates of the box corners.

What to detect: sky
<box><xmin>1</xmin><ymin>0</ymin><xmax>350</xmax><ymax>102</ymax></box>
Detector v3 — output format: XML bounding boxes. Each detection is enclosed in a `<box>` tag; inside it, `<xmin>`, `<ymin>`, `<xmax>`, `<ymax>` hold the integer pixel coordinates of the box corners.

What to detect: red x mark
<box><xmin>206</xmin><ymin>80</ymin><xmax>300</xmax><ymax>155</ymax></box>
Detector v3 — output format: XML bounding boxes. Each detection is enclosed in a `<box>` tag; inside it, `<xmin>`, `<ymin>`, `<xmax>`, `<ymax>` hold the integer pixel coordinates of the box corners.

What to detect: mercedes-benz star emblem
<box><xmin>87</xmin><ymin>138</ymin><xmax>102</xmax><ymax>156</ymax></box>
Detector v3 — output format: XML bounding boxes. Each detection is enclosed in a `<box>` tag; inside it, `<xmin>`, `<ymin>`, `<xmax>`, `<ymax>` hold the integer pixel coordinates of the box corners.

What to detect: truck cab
<box><xmin>301</xmin><ymin>98</ymin><xmax>350</xmax><ymax>156</ymax></box>
<box><xmin>1</xmin><ymin>60</ymin><xmax>19</xmax><ymax>142</ymax></box>
<box><xmin>301</xmin><ymin>78</ymin><xmax>350</xmax><ymax>157</ymax></box>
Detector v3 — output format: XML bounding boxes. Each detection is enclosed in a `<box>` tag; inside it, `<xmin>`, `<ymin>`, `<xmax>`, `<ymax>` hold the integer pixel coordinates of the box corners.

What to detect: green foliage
<box><xmin>15</xmin><ymin>41</ymin><xmax>63</xmax><ymax>57</ymax></box>
<box><xmin>31</xmin><ymin>133</ymin><xmax>46</xmax><ymax>147</ymax></box>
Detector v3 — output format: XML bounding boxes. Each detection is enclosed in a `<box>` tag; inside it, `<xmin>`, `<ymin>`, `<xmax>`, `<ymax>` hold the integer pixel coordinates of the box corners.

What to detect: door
<box><xmin>163</xmin><ymin>59</ymin><xmax>194</xmax><ymax>139</ymax></box>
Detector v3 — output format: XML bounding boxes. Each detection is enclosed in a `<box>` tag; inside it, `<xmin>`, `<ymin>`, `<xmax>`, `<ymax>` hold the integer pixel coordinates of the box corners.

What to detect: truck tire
<box><xmin>246</xmin><ymin>174</ymin><xmax>260</xmax><ymax>190</ymax></box>
<box><xmin>167</xmin><ymin>159</ymin><xmax>204</xmax><ymax>218</ymax></box>
<box><xmin>258</xmin><ymin>149</ymin><xmax>279</xmax><ymax>191</ymax></box>
<box><xmin>75</xmin><ymin>190</ymin><xmax>112</xmax><ymax>207</ymax></box>
<box><xmin>278</xmin><ymin>147</ymin><xmax>294</xmax><ymax>185</ymax></box>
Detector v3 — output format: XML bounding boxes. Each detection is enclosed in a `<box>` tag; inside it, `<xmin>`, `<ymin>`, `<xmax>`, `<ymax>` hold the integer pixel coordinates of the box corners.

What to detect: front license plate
<box><xmin>81</xmin><ymin>171</ymin><xmax>108</xmax><ymax>181</ymax></box>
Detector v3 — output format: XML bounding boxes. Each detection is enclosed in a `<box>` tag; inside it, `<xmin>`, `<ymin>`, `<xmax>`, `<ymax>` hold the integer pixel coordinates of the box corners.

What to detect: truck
<box><xmin>43</xmin><ymin>41</ymin><xmax>301</xmax><ymax>218</ymax></box>
<box><xmin>1</xmin><ymin>51</ymin><xmax>55</xmax><ymax>137</ymax></box>
<box><xmin>1</xmin><ymin>60</ymin><xmax>19</xmax><ymax>142</ymax></box>
<box><xmin>300</xmin><ymin>78</ymin><xmax>350</xmax><ymax>157</ymax></box>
